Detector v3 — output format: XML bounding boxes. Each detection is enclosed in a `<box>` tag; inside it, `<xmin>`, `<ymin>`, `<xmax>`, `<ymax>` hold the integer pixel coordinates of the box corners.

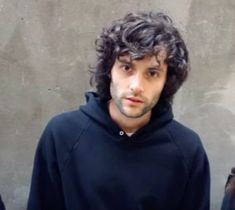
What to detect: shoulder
<box><xmin>39</xmin><ymin>108</ymin><xmax>91</xmax><ymax>154</ymax></box>
<box><xmin>165</xmin><ymin>120</ymin><xmax>203</xmax><ymax>149</ymax></box>
<box><xmin>47</xmin><ymin>108</ymin><xmax>90</xmax><ymax>135</ymax></box>
<box><xmin>50</xmin><ymin>108</ymin><xmax>87</xmax><ymax>127</ymax></box>
<box><xmin>166</xmin><ymin>120</ymin><xmax>201</xmax><ymax>146</ymax></box>
<box><xmin>36</xmin><ymin>108</ymin><xmax>92</xmax><ymax>171</ymax></box>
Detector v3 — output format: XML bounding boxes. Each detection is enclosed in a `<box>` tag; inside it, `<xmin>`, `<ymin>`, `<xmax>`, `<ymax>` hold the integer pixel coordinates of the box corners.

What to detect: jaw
<box><xmin>108</xmin><ymin>99</ymin><xmax>152</xmax><ymax>133</ymax></box>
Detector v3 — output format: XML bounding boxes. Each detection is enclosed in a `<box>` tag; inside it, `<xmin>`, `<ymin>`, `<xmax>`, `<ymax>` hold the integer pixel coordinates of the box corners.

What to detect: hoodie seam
<box><xmin>60</xmin><ymin>114</ymin><xmax>92</xmax><ymax>174</ymax></box>
<box><xmin>164</xmin><ymin>125</ymin><xmax>190</xmax><ymax>179</ymax></box>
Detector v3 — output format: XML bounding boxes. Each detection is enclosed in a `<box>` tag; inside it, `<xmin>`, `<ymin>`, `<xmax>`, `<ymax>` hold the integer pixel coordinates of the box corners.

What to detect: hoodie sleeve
<box><xmin>0</xmin><ymin>195</ymin><xmax>5</xmax><ymax>210</ymax></box>
<box><xmin>221</xmin><ymin>167</ymin><xmax>235</xmax><ymax>210</ymax></box>
<box><xmin>27</xmin><ymin>119</ymin><xmax>66</xmax><ymax>210</ymax></box>
<box><xmin>180</xmin><ymin>143</ymin><xmax>210</xmax><ymax>210</ymax></box>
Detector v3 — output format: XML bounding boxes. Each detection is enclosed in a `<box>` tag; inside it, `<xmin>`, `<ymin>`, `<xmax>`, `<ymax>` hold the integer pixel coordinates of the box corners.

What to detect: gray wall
<box><xmin>0</xmin><ymin>0</ymin><xmax>234</xmax><ymax>209</ymax></box>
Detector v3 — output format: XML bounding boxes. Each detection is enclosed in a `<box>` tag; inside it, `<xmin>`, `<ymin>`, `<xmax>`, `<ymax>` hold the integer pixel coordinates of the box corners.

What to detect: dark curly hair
<box><xmin>90</xmin><ymin>11</ymin><xmax>189</xmax><ymax>104</ymax></box>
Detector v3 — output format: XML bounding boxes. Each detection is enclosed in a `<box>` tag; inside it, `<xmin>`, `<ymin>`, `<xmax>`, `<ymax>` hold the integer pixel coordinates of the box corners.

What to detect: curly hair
<box><xmin>90</xmin><ymin>11</ymin><xmax>189</xmax><ymax>104</ymax></box>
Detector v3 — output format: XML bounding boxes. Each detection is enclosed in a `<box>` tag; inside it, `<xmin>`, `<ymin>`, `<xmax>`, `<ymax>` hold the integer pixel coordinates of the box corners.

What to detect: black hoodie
<box><xmin>27</xmin><ymin>92</ymin><xmax>210</xmax><ymax>210</ymax></box>
<box><xmin>0</xmin><ymin>195</ymin><xmax>5</xmax><ymax>210</ymax></box>
<box><xmin>221</xmin><ymin>167</ymin><xmax>235</xmax><ymax>210</ymax></box>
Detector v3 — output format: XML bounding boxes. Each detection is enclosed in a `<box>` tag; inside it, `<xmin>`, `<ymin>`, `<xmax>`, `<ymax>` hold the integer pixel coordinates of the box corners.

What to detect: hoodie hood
<box><xmin>80</xmin><ymin>92</ymin><xmax>173</xmax><ymax>140</ymax></box>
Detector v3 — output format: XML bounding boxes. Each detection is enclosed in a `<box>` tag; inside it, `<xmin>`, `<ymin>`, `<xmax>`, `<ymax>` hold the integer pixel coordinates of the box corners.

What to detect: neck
<box><xmin>108</xmin><ymin>100</ymin><xmax>151</xmax><ymax>133</ymax></box>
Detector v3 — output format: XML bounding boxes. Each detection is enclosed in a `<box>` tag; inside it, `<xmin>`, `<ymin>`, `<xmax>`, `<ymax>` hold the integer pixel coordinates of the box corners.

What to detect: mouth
<box><xmin>125</xmin><ymin>97</ymin><xmax>144</xmax><ymax>103</ymax></box>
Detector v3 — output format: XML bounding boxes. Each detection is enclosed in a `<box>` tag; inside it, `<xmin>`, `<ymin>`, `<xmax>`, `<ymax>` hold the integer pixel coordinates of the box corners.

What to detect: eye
<box><xmin>147</xmin><ymin>69</ymin><xmax>159</xmax><ymax>77</ymax></box>
<box><xmin>121</xmin><ymin>64</ymin><xmax>131</xmax><ymax>72</ymax></box>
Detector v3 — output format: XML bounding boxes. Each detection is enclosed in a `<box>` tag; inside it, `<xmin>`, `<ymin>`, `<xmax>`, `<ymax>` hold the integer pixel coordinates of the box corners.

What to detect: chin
<box><xmin>122</xmin><ymin>110</ymin><xmax>149</xmax><ymax>119</ymax></box>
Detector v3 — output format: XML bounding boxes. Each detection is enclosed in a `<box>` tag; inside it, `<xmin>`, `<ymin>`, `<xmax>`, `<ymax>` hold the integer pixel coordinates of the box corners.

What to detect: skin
<box><xmin>108</xmin><ymin>50</ymin><xmax>168</xmax><ymax>133</ymax></box>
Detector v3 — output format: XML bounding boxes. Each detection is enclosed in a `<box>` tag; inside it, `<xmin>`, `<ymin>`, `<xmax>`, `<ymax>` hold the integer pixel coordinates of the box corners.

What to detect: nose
<box><xmin>129</xmin><ymin>73</ymin><xmax>144</xmax><ymax>95</ymax></box>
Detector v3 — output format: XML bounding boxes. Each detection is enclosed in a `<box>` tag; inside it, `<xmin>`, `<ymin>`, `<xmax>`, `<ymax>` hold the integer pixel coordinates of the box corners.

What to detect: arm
<box><xmin>180</xmin><ymin>145</ymin><xmax>210</xmax><ymax>210</ymax></box>
<box><xmin>27</xmin><ymin>120</ymin><xmax>66</xmax><ymax>210</ymax></box>
<box><xmin>221</xmin><ymin>167</ymin><xmax>235</xmax><ymax>210</ymax></box>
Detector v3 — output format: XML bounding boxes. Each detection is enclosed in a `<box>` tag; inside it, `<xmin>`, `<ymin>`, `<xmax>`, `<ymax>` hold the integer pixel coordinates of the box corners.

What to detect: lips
<box><xmin>125</xmin><ymin>97</ymin><xmax>144</xmax><ymax>103</ymax></box>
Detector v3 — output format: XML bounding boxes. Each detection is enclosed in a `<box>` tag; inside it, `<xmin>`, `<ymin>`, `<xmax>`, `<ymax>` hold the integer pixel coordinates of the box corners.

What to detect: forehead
<box><xmin>118</xmin><ymin>49</ymin><xmax>167</xmax><ymax>65</ymax></box>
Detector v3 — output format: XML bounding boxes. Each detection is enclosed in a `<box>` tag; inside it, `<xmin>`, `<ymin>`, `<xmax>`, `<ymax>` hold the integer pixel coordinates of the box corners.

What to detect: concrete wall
<box><xmin>0</xmin><ymin>0</ymin><xmax>234</xmax><ymax>209</ymax></box>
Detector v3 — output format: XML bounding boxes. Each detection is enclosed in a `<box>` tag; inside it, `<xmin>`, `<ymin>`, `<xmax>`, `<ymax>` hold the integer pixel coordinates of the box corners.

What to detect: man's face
<box><xmin>110</xmin><ymin>51</ymin><xmax>168</xmax><ymax>118</ymax></box>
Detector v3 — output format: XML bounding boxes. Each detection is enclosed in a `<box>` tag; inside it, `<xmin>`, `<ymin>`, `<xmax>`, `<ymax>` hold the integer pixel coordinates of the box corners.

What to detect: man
<box><xmin>27</xmin><ymin>11</ymin><xmax>210</xmax><ymax>210</ymax></box>
<box><xmin>221</xmin><ymin>167</ymin><xmax>235</xmax><ymax>210</ymax></box>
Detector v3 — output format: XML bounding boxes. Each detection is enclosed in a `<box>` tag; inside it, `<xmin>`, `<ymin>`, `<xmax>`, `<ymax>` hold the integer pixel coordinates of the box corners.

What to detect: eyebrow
<box><xmin>148</xmin><ymin>66</ymin><xmax>164</xmax><ymax>72</ymax></box>
<box><xmin>117</xmin><ymin>57</ymin><xmax>132</xmax><ymax>63</ymax></box>
<box><xmin>117</xmin><ymin>57</ymin><xmax>166</xmax><ymax>72</ymax></box>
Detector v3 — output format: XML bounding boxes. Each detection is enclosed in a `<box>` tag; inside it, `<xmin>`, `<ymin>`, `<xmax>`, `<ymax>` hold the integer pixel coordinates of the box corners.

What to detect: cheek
<box><xmin>110</xmin><ymin>81</ymin><xmax>115</xmax><ymax>97</ymax></box>
<box><xmin>110</xmin><ymin>80</ymin><xmax>121</xmax><ymax>98</ymax></box>
<box><xmin>111</xmin><ymin>78</ymin><xmax>126</xmax><ymax>93</ymax></box>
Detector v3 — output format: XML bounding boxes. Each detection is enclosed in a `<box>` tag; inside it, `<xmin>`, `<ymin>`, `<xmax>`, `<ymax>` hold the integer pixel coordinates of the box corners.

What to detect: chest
<box><xmin>61</xmin><ymin>130</ymin><xmax>188</xmax><ymax>210</ymax></box>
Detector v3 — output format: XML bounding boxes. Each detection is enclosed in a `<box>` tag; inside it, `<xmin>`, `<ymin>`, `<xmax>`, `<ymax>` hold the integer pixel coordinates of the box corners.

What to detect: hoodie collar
<box><xmin>80</xmin><ymin>92</ymin><xmax>173</xmax><ymax>140</ymax></box>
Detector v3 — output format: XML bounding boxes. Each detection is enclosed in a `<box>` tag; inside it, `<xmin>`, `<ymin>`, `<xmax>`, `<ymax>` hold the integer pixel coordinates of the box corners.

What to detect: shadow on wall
<box><xmin>181</xmin><ymin>0</ymin><xmax>235</xmax><ymax>209</ymax></box>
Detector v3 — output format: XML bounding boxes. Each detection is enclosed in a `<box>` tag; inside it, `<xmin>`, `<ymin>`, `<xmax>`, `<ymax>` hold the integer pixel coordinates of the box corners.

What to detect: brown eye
<box><xmin>148</xmin><ymin>69</ymin><xmax>159</xmax><ymax>77</ymax></box>
<box><xmin>122</xmin><ymin>64</ymin><xmax>131</xmax><ymax>71</ymax></box>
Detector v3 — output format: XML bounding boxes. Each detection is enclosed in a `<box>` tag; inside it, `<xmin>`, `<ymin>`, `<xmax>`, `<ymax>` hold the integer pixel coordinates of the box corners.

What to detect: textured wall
<box><xmin>0</xmin><ymin>0</ymin><xmax>234</xmax><ymax>209</ymax></box>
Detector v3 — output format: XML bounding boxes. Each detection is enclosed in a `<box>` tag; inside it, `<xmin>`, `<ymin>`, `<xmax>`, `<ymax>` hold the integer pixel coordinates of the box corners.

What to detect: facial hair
<box><xmin>110</xmin><ymin>81</ymin><xmax>160</xmax><ymax>118</ymax></box>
